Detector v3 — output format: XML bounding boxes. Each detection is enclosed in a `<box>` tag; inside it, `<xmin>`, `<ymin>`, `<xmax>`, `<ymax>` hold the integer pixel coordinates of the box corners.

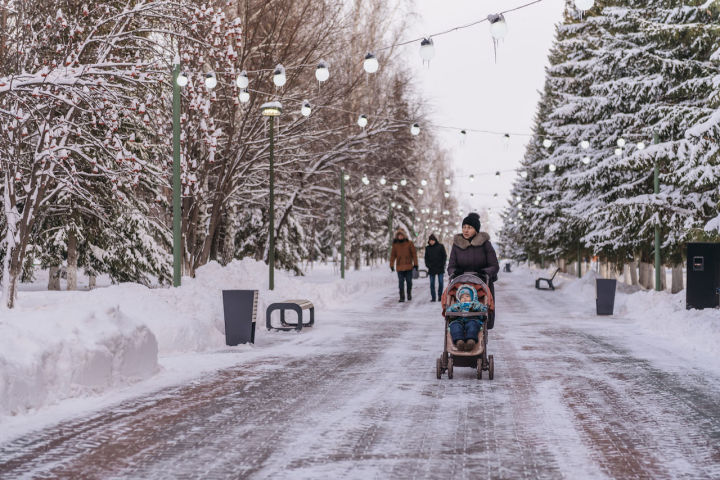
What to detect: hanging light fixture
<box><xmin>301</xmin><ymin>100</ymin><xmax>311</xmax><ymax>117</ymax></box>
<box><xmin>273</xmin><ymin>64</ymin><xmax>286</xmax><ymax>87</ymax></box>
<box><xmin>315</xmin><ymin>60</ymin><xmax>329</xmax><ymax>82</ymax></box>
<box><xmin>238</xmin><ymin>89</ymin><xmax>250</xmax><ymax>103</ymax></box>
<box><xmin>176</xmin><ymin>72</ymin><xmax>189</xmax><ymax>87</ymax></box>
<box><xmin>421</xmin><ymin>179</ymin><xmax>427</xmax><ymax>186</ymax></box>
<box><xmin>488</xmin><ymin>14</ymin><xmax>508</xmax><ymax>40</ymax></box>
<box><xmin>444</xmin><ymin>178</ymin><xmax>451</xmax><ymax>185</ymax></box>
<box><xmin>444</xmin><ymin>191</ymin><xmax>450</xmax><ymax>198</ymax></box>
<box><xmin>357</xmin><ymin>114</ymin><xmax>368</xmax><ymax>128</ymax></box>
<box><xmin>410</xmin><ymin>123</ymin><xmax>420</xmax><ymax>136</ymax></box>
<box><xmin>204</xmin><ymin>72</ymin><xmax>217</xmax><ymax>89</ymax></box>
<box><xmin>615</xmin><ymin>148</ymin><xmax>623</xmax><ymax>156</ymax></box>
<box><xmin>392</xmin><ymin>183</ymin><xmax>398</xmax><ymax>191</ymax></box>
<box><xmin>400</xmin><ymin>179</ymin><xmax>407</xmax><ymax>186</ymax></box>
<box><xmin>469</xmin><ymin>174</ymin><xmax>475</xmax><ymax>182</ymax></box>
<box><xmin>419</xmin><ymin>38</ymin><xmax>435</xmax><ymax>64</ymax></box>
<box><xmin>637</xmin><ymin>141</ymin><xmax>646</xmax><ymax>150</ymax></box>
<box><xmin>418</xmin><ymin>188</ymin><xmax>424</xmax><ymax>194</ymax></box>
<box><xmin>379</xmin><ymin>177</ymin><xmax>387</xmax><ymax>185</ymax></box>
<box><xmin>363</xmin><ymin>53</ymin><xmax>379</xmax><ymax>73</ymax></box>
<box><xmin>582</xmin><ymin>156</ymin><xmax>590</xmax><ymax>164</ymax></box>
<box><xmin>391</xmin><ymin>202</ymin><xmax>396</xmax><ymax>208</ymax></box>
<box><xmin>549</xmin><ymin>164</ymin><xmax>557</xmax><ymax>172</ymax></box>
<box><xmin>344</xmin><ymin>173</ymin><xmax>350</xmax><ymax>181</ymax></box>
<box><xmin>515</xmin><ymin>196</ymin><xmax>521</xmax><ymax>201</ymax></box>
<box><xmin>543</xmin><ymin>138</ymin><xmax>553</xmax><ymax>148</ymax></box>
<box><xmin>495</xmin><ymin>171</ymin><xmax>501</xmax><ymax>177</ymax></box>
<box><xmin>362</xmin><ymin>175</ymin><xmax>370</xmax><ymax>185</ymax></box>
<box><xmin>617</xmin><ymin>138</ymin><xmax>626</xmax><ymax>147</ymax></box>
<box><xmin>574</xmin><ymin>0</ymin><xmax>595</xmax><ymax>11</ymax></box>
<box><xmin>580</xmin><ymin>140</ymin><xmax>590</xmax><ymax>149</ymax></box>
<box><xmin>520</xmin><ymin>170</ymin><xmax>528</xmax><ymax>178</ymax></box>
<box><xmin>236</xmin><ymin>70</ymin><xmax>249</xmax><ymax>89</ymax></box>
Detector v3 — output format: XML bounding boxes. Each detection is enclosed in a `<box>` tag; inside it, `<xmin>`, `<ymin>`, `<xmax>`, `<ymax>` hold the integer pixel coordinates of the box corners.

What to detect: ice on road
<box><xmin>1</xmin><ymin>271</ymin><xmax>719</xmax><ymax>479</ymax></box>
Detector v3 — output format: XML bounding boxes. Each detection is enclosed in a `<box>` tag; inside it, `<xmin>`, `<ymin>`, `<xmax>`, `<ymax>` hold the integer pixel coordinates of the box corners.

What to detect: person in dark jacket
<box><xmin>390</xmin><ymin>228</ymin><xmax>418</xmax><ymax>302</ymax></box>
<box><xmin>447</xmin><ymin>212</ymin><xmax>500</xmax><ymax>327</ymax></box>
<box><xmin>424</xmin><ymin>233</ymin><xmax>447</xmax><ymax>302</ymax></box>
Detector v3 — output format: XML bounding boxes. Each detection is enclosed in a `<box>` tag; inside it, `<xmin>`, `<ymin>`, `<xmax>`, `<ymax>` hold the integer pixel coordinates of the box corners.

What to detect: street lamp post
<box><xmin>261</xmin><ymin>102</ymin><xmax>282</xmax><ymax>291</ymax></box>
<box><xmin>340</xmin><ymin>169</ymin><xmax>346</xmax><ymax>280</ymax></box>
<box><xmin>653</xmin><ymin>131</ymin><xmax>661</xmax><ymax>291</ymax></box>
<box><xmin>172</xmin><ymin>56</ymin><xmax>182</xmax><ymax>287</ymax></box>
<box><xmin>388</xmin><ymin>202</ymin><xmax>394</xmax><ymax>255</ymax></box>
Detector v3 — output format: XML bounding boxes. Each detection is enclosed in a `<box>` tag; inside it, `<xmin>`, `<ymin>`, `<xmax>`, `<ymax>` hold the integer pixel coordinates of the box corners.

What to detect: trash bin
<box><xmin>686</xmin><ymin>242</ymin><xmax>720</xmax><ymax>310</ymax></box>
<box><xmin>222</xmin><ymin>290</ymin><xmax>258</xmax><ymax>345</ymax></box>
<box><xmin>596</xmin><ymin>279</ymin><xmax>616</xmax><ymax>315</ymax></box>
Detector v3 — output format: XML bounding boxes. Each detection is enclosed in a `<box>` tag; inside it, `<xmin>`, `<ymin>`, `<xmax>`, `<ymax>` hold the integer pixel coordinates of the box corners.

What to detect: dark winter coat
<box><xmin>390</xmin><ymin>239</ymin><xmax>418</xmax><ymax>272</ymax></box>
<box><xmin>424</xmin><ymin>242</ymin><xmax>447</xmax><ymax>275</ymax></box>
<box><xmin>447</xmin><ymin>232</ymin><xmax>499</xmax><ymax>281</ymax></box>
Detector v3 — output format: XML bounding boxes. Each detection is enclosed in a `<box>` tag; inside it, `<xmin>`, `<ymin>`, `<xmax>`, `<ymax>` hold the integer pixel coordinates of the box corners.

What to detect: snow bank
<box><xmin>0</xmin><ymin>260</ymin><xmax>385</xmax><ymax>416</ymax></box>
<box><xmin>538</xmin><ymin>267</ymin><xmax>720</xmax><ymax>359</ymax></box>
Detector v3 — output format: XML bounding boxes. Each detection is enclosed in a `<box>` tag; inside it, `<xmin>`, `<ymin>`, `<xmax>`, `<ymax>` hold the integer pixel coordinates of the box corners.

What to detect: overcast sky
<box><xmin>403</xmin><ymin>0</ymin><xmax>567</xmax><ymax>234</ymax></box>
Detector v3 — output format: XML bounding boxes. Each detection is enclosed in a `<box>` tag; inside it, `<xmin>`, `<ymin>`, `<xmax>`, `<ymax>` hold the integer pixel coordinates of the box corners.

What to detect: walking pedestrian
<box><xmin>447</xmin><ymin>212</ymin><xmax>500</xmax><ymax>327</ymax></box>
<box><xmin>390</xmin><ymin>228</ymin><xmax>418</xmax><ymax>302</ymax></box>
<box><xmin>424</xmin><ymin>234</ymin><xmax>447</xmax><ymax>302</ymax></box>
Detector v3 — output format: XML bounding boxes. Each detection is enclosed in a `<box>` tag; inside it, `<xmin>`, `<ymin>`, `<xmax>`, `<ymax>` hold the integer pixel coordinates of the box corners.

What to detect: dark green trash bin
<box><xmin>596</xmin><ymin>279</ymin><xmax>616</xmax><ymax>315</ymax></box>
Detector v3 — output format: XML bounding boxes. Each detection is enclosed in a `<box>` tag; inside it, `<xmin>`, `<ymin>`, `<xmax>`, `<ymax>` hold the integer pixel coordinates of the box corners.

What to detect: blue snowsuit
<box><xmin>447</xmin><ymin>285</ymin><xmax>487</xmax><ymax>343</ymax></box>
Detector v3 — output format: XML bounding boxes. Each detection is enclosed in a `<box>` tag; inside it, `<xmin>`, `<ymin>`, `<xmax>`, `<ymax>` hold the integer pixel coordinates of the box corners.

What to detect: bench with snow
<box><xmin>266</xmin><ymin>299</ymin><xmax>315</xmax><ymax>331</ymax></box>
<box><xmin>535</xmin><ymin>268</ymin><xmax>560</xmax><ymax>291</ymax></box>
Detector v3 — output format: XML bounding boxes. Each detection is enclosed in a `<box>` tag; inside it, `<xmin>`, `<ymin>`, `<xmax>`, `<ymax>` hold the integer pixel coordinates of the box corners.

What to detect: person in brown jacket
<box><xmin>390</xmin><ymin>228</ymin><xmax>418</xmax><ymax>302</ymax></box>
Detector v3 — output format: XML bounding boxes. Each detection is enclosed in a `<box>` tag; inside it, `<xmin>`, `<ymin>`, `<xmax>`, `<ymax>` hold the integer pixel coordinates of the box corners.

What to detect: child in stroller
<box><xmin>447</xmin><ymin>284</ymin><xmax>488</xmax><ymax>351</ymax></box>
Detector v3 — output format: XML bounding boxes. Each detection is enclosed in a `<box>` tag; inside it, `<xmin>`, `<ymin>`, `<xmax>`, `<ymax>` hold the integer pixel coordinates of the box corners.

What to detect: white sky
<box><xmin>405</xmin><ymin>0</ymin><xmax>567</xmax><ymax>234</ymax></box>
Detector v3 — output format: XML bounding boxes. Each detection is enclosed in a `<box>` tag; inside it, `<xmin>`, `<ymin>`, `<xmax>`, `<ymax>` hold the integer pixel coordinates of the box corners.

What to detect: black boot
<box><xmin>399</xmin><ymin>290</ymin><xmax>405</xmax><ymax>302</ymax></box>
<box><xmin>407</xmin><ymin>288</ymin><xmax>412</xmax><ymax>301</ymax></box>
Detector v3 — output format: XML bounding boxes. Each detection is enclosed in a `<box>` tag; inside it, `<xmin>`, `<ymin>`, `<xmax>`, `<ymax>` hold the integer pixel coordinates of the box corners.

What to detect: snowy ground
<box><xmin>1</xmin><ymin>264</ymin><xmax>719</xmax><ymax>478</ymax></box>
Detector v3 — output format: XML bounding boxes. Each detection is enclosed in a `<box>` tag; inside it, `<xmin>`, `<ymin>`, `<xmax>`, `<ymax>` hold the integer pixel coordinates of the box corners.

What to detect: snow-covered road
<box><xmin>1</xmin><ymin>271</ymin><xmax>719</xmax><ymax>479</ymax></box>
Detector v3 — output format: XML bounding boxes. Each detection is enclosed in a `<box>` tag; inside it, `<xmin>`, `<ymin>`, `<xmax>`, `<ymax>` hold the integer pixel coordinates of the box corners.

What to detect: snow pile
<box><xmin>545</xmin><ymin>267</ymin><xmax>720</xmax><ymax>359</ymax></box>
<box><xmin>0</xmin><ymin>260</ymin><xmax>386</xmax><ymax>416</ymax></box>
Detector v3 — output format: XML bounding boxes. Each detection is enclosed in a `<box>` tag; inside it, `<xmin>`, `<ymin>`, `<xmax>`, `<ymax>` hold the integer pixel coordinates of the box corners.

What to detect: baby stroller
<box><xmin>436</xmin><ymin>272</ymin><xmax>495</xmax><ymax>380</ymax></box>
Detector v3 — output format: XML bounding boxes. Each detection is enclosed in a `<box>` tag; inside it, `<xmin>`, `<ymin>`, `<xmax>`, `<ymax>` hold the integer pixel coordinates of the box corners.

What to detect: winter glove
<box><xmin>390</xmin><ymin>266</ymin><xmax>395</xmax><ymax>272</ymax></box>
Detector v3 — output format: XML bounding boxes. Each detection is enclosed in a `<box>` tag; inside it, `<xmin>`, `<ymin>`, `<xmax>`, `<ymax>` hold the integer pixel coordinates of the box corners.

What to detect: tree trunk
<box><xmin>599</xmin><ymin>259</ymin><xmax>608</xmax><ymax>279</ymax></box>
<box><xmin>559</xmin><ymin>258</ymin><xmax>566</xmax><ymax>273</ymax></box>
<box><xmin>630</xmin><ymin>261</ymin><xmax>639</xmax><ymax>286</ymax></box>
<box><xmin>48</xmin><ymin>266</ymin><xmax>61</xmax><ymax>290</ymax></box>
<box><xmin>88</xmin><ymin>274</ymin><xmax>97</xmax><ymax>290</ymax></box>
<box><xmin>66</xmin><ymin>230</ymin><xmax>78</xmax><ymax>291</ymax></box>
<box><xmin>639</xmin><ymin>262</ymin><xmax>648</xmax><ymax>289</ymax></box>
<box><xmin>671</xmin><ymin>264</ymin><xmax>684</xmax><ymax>293</ymax></box>
<box><xmin>623</xmin><ymin>264</ymin><xmax>632</xmax><ymax>284</ymax></box>
<box><xmin>660</xmin><ymin>266</ymin><xmax>667</xmax><ymax>291</ymax></box>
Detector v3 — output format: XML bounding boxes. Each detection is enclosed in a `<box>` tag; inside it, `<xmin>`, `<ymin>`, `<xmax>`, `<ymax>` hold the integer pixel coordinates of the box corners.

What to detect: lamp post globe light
<box><xmin>273</xmin><ymin>64</ymin><xmax>287</xmax><ymax>87</ymax></box>
<box><xmin>260</xmin><ymin>101</ymin><xmax>283</xmax><ymax>290</ymax></box>
<box><xmin>316</xmin><ymin>60</ymin><xmax>330</xmax><ymax>82</ymax></box>
<box><xmin>419</xmin><ymin>38</ymin><xmax>435</xmax><ymax>63</ymax></box>
<box><xmin>410</xmin><ymin>123</ymin><xmax>420</xmax><ymax>136</ymax></box>
<box><xmin>488</xmin><ymin>14</ymin><xmax>508</xmax><ymax>40</ymax></box>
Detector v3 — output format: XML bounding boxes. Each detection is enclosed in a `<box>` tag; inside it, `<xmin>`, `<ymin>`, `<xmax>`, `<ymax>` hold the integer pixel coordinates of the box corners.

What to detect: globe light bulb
<box><xmin>301</xmin><ymin>100</ymin><xmax>311</xmax><ymax>117</ymax></box>
<box><xmin>176</xmin><ymin>72</ymin><xmax>189</xmax><ymax>87</ymax></box>
<box><xmin>617</xmin><ymin>138</ymin><xmax>626</xmax><ymax>147</ymax></box>
<box><xmin>520</xmin><ymin>170</ymin><xmax>528</xmax><ymax>178</ymax></box>
<box><xmin>543</xmin><ymin>138</ymin><xmax>553</xmax><ymax>148</ymax></box>
<box><xmin>418</xmin><ymin>188</ymin><xmax>424</xmax><ymax>194</ymax></box>
<box><xmin>421</xmin><ymin>179</ymin><xmax>427</xmax><ymax>186</ymax></box>
<box><xmin>273</xmin><ymin>64</ymin><xmax>286</xmax><ymax>87</ymax></box>
<box><xmin>204</xmin><ymin>72</ymin><xmax>217</xmax><ymax>89</ymax></box>
<box><xmin>488</xmin><ymin>14</ymin><xmax>508</xmax><ymax>40</ymax></box>
<box><xmin>236</xmin><ymin>70</ymin><xmax>249</xmax><ymax>89</ymax></box>
<box><xmin>637</xmin><ymin>141</ymin><xmax>646</xmax><ymax>150</ymax></box>
<box><xmin>315</xmin><ymin>60</ymin><xmax>329</xmax><ymax>82</ymax></box>
<box><xmin>379</xmin><ymin>177</ymin><xmax>387</xmax><ymax>185</ymax></box>
<box><xmin>238</xmin><ymin>89</ymin><xmax>250</xmax><ymax>103</ymax></box>
<box><xmin>574</xmin><ymin>0</ymin><xmax>595</xmax><ymax>11</ymax></box>
<box><xmin>357</xmin><ymin>114</ymin><xmax>368</xmax><ymax>128</ymax></box>
<box><xmin>363</xmin><ymin>53</ymin><xmax>379</xmax><ymax>73</ymax></box>
<box><xmin>549</xmin><ymin>164</ymin><xmax>557</xmax><ymax>172</ymax></box>
<box><xmin>400</xmin><ymin>179</ymin><xmax>407</xmax><ymax>186</ymax></box>
<box><xmin>392</xmin><ymin>183</ymin><xmax>398</xmax><ymax>191</ymax></box>
<box><xmin>410</xmin><ymin>123</ymin><xmax>420</xmax><ymax>136</ymax></box>
<box><xmin>581</xmin><ymin>140</ymin><xmax>590</xmax><ymax>149</ymax></box>
<box><xmin>582</xmin><ymin>156</ymin><xmax>590</xmax><ymax>164</ymax></box>
<box><xmin>615</xmin><ymin>148</ymin><xmax>623</xmax><ymax>156</ymax></box>
<box><xmin>362</xmin><ymin>175</ymin><xmax>370</xmax><ymax>185</ymax></box>
<box><xmin>444</xmin><ymin>178</ymin><xmax>451</xmax><ymax>185</ymax></box>
<box><xmin>419</xmin><ymin>38</ymin><xmax>435</xmax><ymax>62</ymax></box>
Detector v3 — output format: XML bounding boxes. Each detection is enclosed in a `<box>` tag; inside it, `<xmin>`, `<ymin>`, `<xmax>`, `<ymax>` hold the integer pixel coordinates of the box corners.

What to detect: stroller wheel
<box><xmin>447</xmin><ymin>357</ymin><xmax>454</xmax><ymax>379</ymax></box>
<box><xmin>477</xmin><ymin>362</ymin><xmax>482</xmax><ymax>380</ymax></box>
<box><xmin>436</xmin><ymin>357</ymin><xmax>442</xmax><ymax>379</ymax></box>
<box><xmin>488</xmin><ymin>355</ymin><xmax>494</xmax><ymax>380</ymax></box>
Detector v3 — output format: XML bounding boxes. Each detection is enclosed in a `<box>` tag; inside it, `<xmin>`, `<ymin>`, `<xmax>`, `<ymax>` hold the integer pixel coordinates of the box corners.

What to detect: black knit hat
<box><xmin>428</xmin><ymin>233</ymin><xmax>438</xmax><ymax>244</ymax></box>
<box><xmin>462</xmin><ymin>212</ymin><xmax>481</xmax><ymax>232</ymax></box>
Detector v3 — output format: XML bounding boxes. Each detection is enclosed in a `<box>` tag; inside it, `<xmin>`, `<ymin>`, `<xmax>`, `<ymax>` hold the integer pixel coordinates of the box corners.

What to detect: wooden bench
<box><xmin>535</xmin><ymin>268</ymin><xmax>560</xmax><ymax>291</ymax></box>
<box><xmin>266</xmin><ymin>299</ymin><xmax>315</xmax><ymax>331</ymax></box>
